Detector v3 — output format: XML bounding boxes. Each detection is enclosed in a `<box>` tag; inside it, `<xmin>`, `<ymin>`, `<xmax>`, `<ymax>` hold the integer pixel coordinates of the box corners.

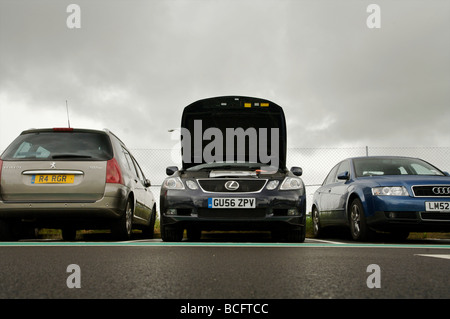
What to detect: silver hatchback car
<box><xmin>0</xmin><ymin>128</ymin><xmax>156</xmax><ymax>241</ymax></box>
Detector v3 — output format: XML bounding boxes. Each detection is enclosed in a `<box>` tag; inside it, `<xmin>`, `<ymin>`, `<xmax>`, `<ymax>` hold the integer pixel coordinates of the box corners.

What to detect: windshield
<box><xmin>1</xmin><ymin>131</ymin><xmax>113</xmax><ymax>161</ymax></box>
<box><xmin>353</xmin><ymin>157</ymin><xmax>445</xmax><ymax>177</ymax></box>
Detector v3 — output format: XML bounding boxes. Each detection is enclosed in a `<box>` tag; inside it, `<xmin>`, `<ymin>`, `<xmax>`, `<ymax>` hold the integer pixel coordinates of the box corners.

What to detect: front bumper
<box><xmin>366</xmin><ymin>196</ymin><xmax>450</xmax><ymax>232</ymax></box>
<box><xmin>160</xmin><ymin>189</ymin><xmax>306</xmax><ymax>231</ymax></box>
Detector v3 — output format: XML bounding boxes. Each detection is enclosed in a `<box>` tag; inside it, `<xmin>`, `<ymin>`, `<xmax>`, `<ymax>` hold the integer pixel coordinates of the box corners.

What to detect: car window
<box><xmin>410</xmin><ymin>163</ymin><xmax>438</xmax><ymax>175</ymax></box>
<box><xmin>335</xmin><ymin>160</ymin><xmax>350</xmax><ymax>182</ymax></box>
<box><xmin>122</xmin><ymin>148</ymin><xmax>147</xmax><ymax>183</ymax></box>
<box><xmin>132</xmin><ymin>157</ymin><xmax>147</xmax><ymax>183</ymax></box>
<box><xmin>122</xmin><ymin>149</ymin><xmax>135</xmax><ymax>173</ymax></box>
<box><xmin>1</xmin><ymin>131</ymin><xmax>113</xmax><ymax>161</ymax></box>
<box><xmin>323</xmin><ymin>163</ymin><xmax>339</xmax><ymax>186</ymax></box>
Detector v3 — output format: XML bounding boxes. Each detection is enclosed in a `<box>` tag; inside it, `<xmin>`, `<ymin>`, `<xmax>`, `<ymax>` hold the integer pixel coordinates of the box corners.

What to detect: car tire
<box><xmin>312</xmin><ymin>207</ymin><xmax>324</xmax><ymax>238</ymax></box>
<box><xmin>141</xmin><ymin>206</ymin><xmax>156</xmax><ymax>239</ymax></box>
<box><xmin>112</xmin><ymin>199</ymin><xmax>133</xmax><ymax>241</ymax></box>
<box><xmin>349</xmin><ymin>198</ymin><xmax>374</xmax><ymax>241</ymax></box>
<box><xmin>161</xmin><ymin>224</ymin><xmax>183</xmax><ymax>242</ymax></box>
<box><xmin>285</xmin><ymin>227</ymin><xmax>306</xmax><ymax>243</ymax></box>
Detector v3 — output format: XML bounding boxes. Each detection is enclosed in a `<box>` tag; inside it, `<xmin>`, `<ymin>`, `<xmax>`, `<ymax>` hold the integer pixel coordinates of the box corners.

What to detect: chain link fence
<box><xmin>131</xmin><ymin>146</ymin><xmax>450</xmax><ymax>213</ymax></box>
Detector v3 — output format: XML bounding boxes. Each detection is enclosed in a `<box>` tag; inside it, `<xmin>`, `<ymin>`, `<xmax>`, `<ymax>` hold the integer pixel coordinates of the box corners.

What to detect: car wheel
<box><xmin>312</xmin><ymin>207</ymin><xmax>323</xmax><ymax>238</ymax></box>
<box><xmin>285</xmin><ymin>227</ymin><xmax>306</xmax><ymax>243</ymax></box>
<box><xmin>112</xmin><ymin>199</ymin><xmax>133</xmax><ymax>240</ymax></box>
<box><xmin>349</xmin><ymin>198</ymin><xmax>373</xmax><ymax>241</ymax></box>
<box><xmin>161</xmin><ymin>224</ymin><xmax>183</xmax><ymax>242</ymax></box>
<box><xmin>141</xmin><ymin>206</ymin><xmax>156</xmax><ymax>239</ymax></box>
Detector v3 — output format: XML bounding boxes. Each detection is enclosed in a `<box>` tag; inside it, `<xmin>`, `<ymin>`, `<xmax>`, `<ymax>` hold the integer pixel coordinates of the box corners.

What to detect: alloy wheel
<box><xmin>350</xmin><ymin>203</ymin><xmax>361</xmax><ymax>238</ymax></box>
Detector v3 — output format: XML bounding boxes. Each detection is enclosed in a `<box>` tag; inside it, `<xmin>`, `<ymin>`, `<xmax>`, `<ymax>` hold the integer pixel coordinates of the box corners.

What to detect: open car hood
<box><xmin>179</xmin><ymin>96</ymin><xmax>287</xmax><ymax>170</ymax></box>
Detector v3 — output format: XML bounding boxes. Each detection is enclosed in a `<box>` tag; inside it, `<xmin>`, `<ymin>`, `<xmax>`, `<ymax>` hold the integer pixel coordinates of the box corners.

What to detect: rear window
<box><xmin>1</xmin><ymin>131</ymin><xmax>113</xmax><ymax>161</ymax></box>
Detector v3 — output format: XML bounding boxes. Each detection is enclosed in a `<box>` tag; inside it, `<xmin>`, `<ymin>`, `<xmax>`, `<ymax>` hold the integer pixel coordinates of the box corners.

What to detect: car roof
<box><xmin>347</xmin><ymin>156</ymin><xmax>420</xmax><ymax>161</ymax></box>
<box><xmin>21</xmin><ymin>127</ymin><xmax>108</xmax><ymax>135</ymax></box>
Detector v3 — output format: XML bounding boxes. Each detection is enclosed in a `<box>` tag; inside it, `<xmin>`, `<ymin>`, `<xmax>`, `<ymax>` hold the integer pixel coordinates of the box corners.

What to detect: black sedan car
<box><xmin>312</xmin><ymin>156</ymin><xmax>450</xmax><ymax>241</ymax></box>
<box><xmin>160</xmin><ymin>96</ymin><xmax>306</xmax><ymax>242</ymax></box>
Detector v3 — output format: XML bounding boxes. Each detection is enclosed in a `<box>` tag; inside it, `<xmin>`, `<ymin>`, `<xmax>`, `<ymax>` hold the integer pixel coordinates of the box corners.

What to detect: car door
<box><xmin>121</xmin><ymin>148</ymin><xmax>149</xmax><ymax>221</ymax></box>
<box><xmin>316</xmin><ymin>163</ymin><xmax>340</xmax><ymax>223</ymax></box>
<box><xmin>130</xmin><ymin>154</ymin><xmax>153</xmax><ymax>222</ymax></box>
<box><xmin>327</xmin><ymin>160</ymin><xmax>351</xmax><ymax>224</ymax></box>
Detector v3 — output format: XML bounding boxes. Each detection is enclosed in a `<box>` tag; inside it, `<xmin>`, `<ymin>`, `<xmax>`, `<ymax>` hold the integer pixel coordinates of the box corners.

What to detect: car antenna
<box><xmin>66</xmin><ymin>100</ymin><xmax>71</xmax><ymax>128</ymax></box>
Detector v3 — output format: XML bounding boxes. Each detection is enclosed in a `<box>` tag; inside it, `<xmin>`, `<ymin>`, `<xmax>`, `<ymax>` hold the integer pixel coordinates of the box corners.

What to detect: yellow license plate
<box><xmin>31</xmin><ymin>175</ymin><xmax>75</xmax><ymax>184</ymax></box>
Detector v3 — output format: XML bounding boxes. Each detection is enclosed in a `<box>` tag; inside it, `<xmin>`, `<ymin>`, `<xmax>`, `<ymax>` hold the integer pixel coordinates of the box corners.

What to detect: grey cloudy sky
<box><xmin>1</xmin><ymin>0</ymin><xmax>449</xmax><ymax>152</ymax></box>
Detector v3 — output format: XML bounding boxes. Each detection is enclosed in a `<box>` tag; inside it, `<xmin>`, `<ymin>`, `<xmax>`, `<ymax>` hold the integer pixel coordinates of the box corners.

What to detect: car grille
<box><xmin>412</xmin><ymin>185</ymin><xmax>450</xmax><ymax>197</ymax></box>
<box><xmin>198</xmin><ymin>208</ymin><xmax>266</xmax><ymax>219</ymax></box>
<box><xmin>420</xmin><ymin>212</ymin><xmax>450</xmax><ymax>221</ymax></box>
<box><xmin>197</xmin><ymin>179</ymin><xmax>267</xmax><ymax>193</ymax></box>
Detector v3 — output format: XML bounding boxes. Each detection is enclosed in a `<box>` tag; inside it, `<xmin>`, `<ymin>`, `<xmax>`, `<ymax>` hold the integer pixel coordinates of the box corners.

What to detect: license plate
<box><xmin>31</xmin><ymin>174</ymin><xmax>75</xmax><ymax>184</ymax></box>
<box><xmin>425</xmin><ymin>202</ymin><xmax>450</xmax><ymax>212</ymax></box>
<box><xmin>208</xmin><ymin>198</ymin><xmax>256</xmax><ymax>209</ymax></box>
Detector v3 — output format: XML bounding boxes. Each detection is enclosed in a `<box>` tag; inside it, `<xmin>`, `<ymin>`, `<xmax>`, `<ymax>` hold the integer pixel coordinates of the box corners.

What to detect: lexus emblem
<box><xmin>225</xmin><ymin>181</ymin><xmax>240</xmax><ymax>191</ymax></box>
<box><xmin>432</xmin><ymin>187</ymin><xmax>450</xmax><ymax>195</ymax></box>
<box><xmin>50</xmin><ymin>162</ymin><xmax>56</xmax><ymax>169</ymax></box>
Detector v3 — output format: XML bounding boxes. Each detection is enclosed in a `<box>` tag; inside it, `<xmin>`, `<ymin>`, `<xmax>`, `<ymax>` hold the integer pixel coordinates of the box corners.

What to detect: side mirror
<box><xmin>443</xmin><ymin>171</ymin><xmax>450</xmax><ymax>176</ymax></box>
<box><xmin>143</xmin><ymin>179</ymin><xmax>151</xmax><ymax>187</ymax></box>
<box><xmin>290</xmin><ymin>166</ymin><xmax>303</xmax><ymax>176</ymax></box>
<box><xmin>166</xmin><ymin>166</ymin><xmax>179</xmax><ymax>176</ymax></box>
<box><xmin>337</xmin><ymin>171</ymin><xmax>350</xmax><ymax>180</ymax></box>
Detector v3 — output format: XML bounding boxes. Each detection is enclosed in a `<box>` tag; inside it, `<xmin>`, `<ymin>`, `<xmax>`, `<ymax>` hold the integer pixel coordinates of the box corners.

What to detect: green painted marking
<box><xmin>0</xmin><ymin>240</ymin><xmax>449</xmax><ymax>249</ymax></box>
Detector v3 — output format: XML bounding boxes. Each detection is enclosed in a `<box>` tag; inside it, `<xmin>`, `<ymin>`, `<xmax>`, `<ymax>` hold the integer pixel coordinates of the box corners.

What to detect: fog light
<box><xmin>186</xmin><ymin>180</ymin><xmax>199</xmax><ymax>190</ymax></box>
<box><xmin>266</xmin><ymin>180</ymin><xmax>279</xmax><ymax>190</ymax></box>
<box><xmin>166</xmin><ymin>208</ymin><xmax>177</xmax><ymax>215</ymax></box>
<box><xmin>287</xmin><ymin>208</ymin><xmax>299</xmax><ymax>216</ymax></box>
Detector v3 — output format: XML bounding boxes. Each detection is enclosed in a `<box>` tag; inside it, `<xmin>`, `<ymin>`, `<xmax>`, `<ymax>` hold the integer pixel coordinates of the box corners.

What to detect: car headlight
<box><xmin>163</xmin><ymin>177</ymin><xmax>185</xmax><ymax>189</ymax></box>
<box><xmin>266</xmin><ymin>180</ymin><xmax>280</xmax><ymax>190</ymax></box>
<box><xmin>280</xmin><ymin>177</ymin><xmax>303</xmax><ymax>190</ymax></box>
<box><xmin>372</xmin><ymin>186</ymin><xmax>409</xmax><ymax>196</ymax></box>
<box><xmin>185</xmin><ymin>180</ymin><xmax>199</xmax><ymax>190</ymax></box>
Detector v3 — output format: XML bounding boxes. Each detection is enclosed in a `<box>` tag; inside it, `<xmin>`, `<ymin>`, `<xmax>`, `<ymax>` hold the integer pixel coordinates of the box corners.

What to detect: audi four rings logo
<box><xmin>432</xmin><ymin>187</ymin><xmax>450</xmax><ymax>195</ymax></box>
<box><xmin>225</xmin><ymin>181</ymin><xmax>240</xmax><ymax>191</ymax></box>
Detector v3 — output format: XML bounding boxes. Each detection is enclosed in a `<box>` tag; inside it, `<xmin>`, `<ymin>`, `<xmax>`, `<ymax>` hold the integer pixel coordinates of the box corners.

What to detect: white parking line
<box><xmin>305</xmin><ymin>238</ymin><xmax>346</xmax><ymax>245</ymax></box>
<box><xmin>415</xmin><ymin>254</ymin><xmax>450</xmax><ymax>260</ymax></box>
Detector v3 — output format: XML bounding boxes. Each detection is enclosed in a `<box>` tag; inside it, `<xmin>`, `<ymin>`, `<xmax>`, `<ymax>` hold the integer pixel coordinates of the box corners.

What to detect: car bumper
<box><xmin>366</xmin><ymin>196</ymin><xmax>450</xmax><ymax>232</ymax></box>
<box><xmin>0</xmin><ymin>184</ymin><xmax>128</xmax><ymax>228</ymax></box>
<box><xmin>160</xmin><ymin>189</ymin><xmax>306</xmax><ymax>231</ymax></box>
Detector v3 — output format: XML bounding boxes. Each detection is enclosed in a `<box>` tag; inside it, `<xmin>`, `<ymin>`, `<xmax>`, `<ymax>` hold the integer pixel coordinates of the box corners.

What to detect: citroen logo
<box><xmin>50</xmin><ymin>162</ymin><xmax>56</xmax><ymax>169</ymax></box>
<box><xmin>432</xmin><ymin>187</ymin><xmax>450</xmax><ymax>195</ymax></box>
<box><xmin>225</xmin><ymin>180</ymin><xmax>240</xmax><ymax>191</ymax></box>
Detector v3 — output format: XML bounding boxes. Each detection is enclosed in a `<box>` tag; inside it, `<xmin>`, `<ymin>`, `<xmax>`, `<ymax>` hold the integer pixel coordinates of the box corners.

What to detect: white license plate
<box><xmin>208</xmin><ymin>198</ymin><xmax>256</xmax><ymax>209</ymax></box>
<box><xmin>425</xmin><ymin>202</ymin><xmax>450</xmax><ymax>212</ymax></box>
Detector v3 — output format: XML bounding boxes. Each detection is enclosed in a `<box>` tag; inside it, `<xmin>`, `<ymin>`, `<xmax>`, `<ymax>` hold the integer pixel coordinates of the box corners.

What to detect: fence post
<box><xmin>366</xmin><ymin>146</ymin><xmax>369</xmax><ymax>156</ymax></box>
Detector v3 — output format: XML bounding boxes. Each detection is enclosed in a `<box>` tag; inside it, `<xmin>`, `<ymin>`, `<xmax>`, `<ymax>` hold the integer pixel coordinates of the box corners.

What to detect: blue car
<box><xmin>312</xmin><ymin>156</ymin><xmax>450</xmax><ymax>241</ymax></box>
